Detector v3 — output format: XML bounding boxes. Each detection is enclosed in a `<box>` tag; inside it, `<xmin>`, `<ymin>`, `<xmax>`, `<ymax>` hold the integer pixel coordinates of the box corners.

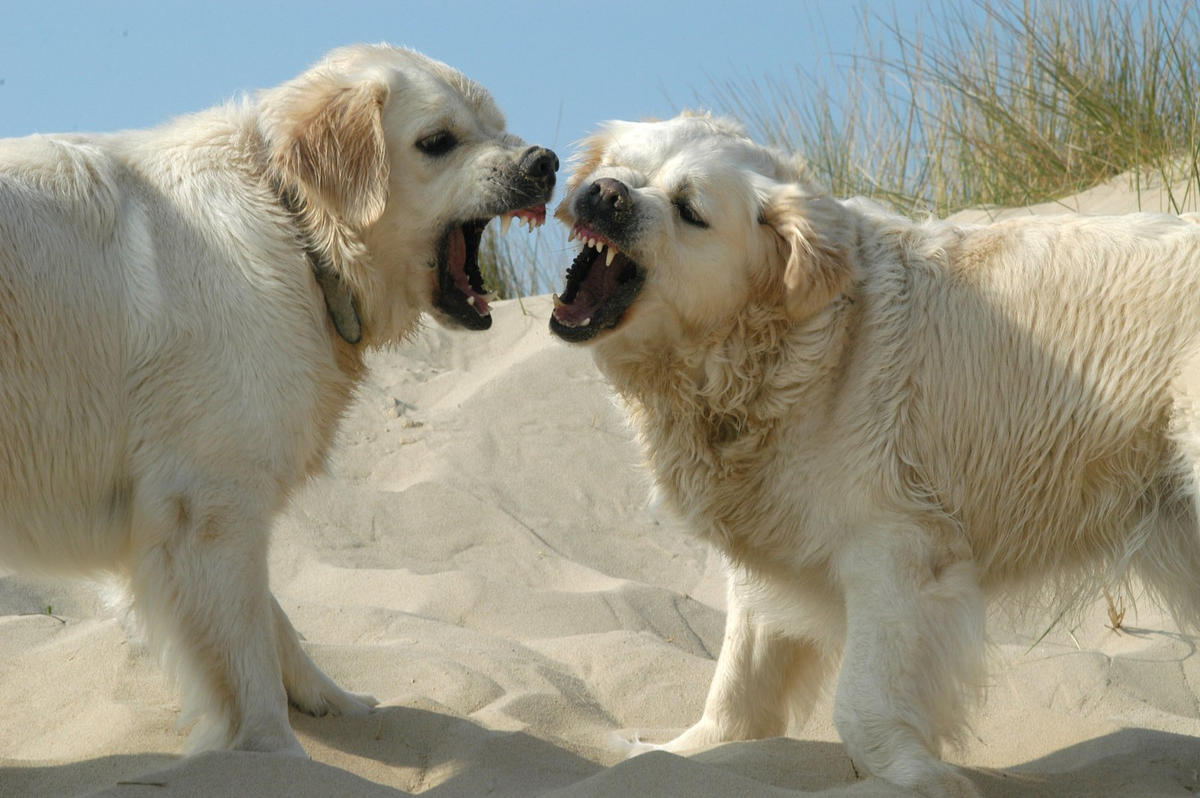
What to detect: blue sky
<box><xmin>0</xmin><ymin>1</ymin><xmax>975</xmax><ymax>157</ymax></box>
<box><xmin>0</xmin><ymin>1</ymin><xmax>995</xmax><ymax>291</ymax></box>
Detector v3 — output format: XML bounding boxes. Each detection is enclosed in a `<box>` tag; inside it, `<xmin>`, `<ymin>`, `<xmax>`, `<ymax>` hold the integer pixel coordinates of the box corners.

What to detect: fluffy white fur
<box><xmin>0</xmin><ymin>44</ymin><xmax>552</xmax><ymax>756</ymax></box>
<box><xmin>553</xmin><ymin>112</ymin><xmax>1200</xmax><ymax>797</ymax></box>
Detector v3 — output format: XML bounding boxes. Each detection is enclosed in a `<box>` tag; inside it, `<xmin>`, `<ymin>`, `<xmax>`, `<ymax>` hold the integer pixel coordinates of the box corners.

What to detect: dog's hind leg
<box><xmin>272</xmin><ymin>595</ymin><xmax>378</xmax><ymax>717</ymax></box>
<box><xmin>833</xmin><ymin>526</ymin><xmax>984</xmax><ymax>798</ymax></box>
<box><xmin>131</xmin><ymin>487</ymin><xmax>304</xmax><ymax>756</ymax></box>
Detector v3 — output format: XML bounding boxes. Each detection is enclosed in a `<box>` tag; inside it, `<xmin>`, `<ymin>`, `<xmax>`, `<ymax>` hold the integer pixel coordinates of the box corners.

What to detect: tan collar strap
<box><xmin>275</xmin><ymin>185</ymin><xmax>363</xmax><ymax>345</ymax></box>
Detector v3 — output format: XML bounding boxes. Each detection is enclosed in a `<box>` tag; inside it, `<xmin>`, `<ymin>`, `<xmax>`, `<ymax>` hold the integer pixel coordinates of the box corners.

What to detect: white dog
<box><xmin>550</xmin><ymin>112</ymin><xmax>1200</xmax><ymax>796</ymax></box>
<box><xmin>0</xmin><ymin>44</ymin><xmax>556</xmax><ymax>756</ymax></box>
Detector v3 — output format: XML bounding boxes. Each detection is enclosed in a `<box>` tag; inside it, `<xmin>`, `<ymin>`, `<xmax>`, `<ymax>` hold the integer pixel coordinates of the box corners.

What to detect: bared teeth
<box><xmin>497</xmin><ymin>209</ymin><xmax>546</xmax><ymax>237</ymax></box>
<box><xmin>581</xmin><ymin>317</ymin><xmax>591</xmax><ymax>327</ymax></box>
<box><xmin>595</xmin><ymin>240</ymin><xmax>605</xmax><ymax>254</ymax></box>
<box><xmin>467</xmin><ymin>296</ymin><xmax>476</xmax><ymax>306</ymax></box>
<box><xmin>606</xmin><ymin>247</ymin><xmax>616</xmax><ymax>266</ymax></box>
<box><xmin>552</xmin><ymin>292</ymin><xmax>564</xmax><ymax>308</ymax></box>
<box><xmin>568</xmin><ymin>229</ymin><xmax>577</xmax><ymax>243</ymax></box>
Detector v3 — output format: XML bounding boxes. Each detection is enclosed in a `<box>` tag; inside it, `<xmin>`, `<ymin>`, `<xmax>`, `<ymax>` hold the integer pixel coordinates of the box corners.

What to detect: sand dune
<box><xmin>3</xmin><ymin>178</ymin><xmax>1200</xmax><ymax>796</ymax></box>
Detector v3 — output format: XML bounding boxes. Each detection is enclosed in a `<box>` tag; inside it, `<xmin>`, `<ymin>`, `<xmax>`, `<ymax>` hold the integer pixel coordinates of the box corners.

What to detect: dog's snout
<box><xmin>580</xmin><ymin>177</ymin><xmax>632</xmax><ymax>222</ymax></box>
<box><xmin>521</xmin><ymin>146</ymin><xmax>559</xmax><ymax>184</ymax></box>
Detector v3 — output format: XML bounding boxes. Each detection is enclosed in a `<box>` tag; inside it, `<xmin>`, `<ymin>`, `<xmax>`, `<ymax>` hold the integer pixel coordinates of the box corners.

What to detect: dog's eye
<box><xmin>674</xmin><ymin>199</ymin><xmax>708</xmax><ymax>229</ymax></box>
<box><xmin>416</xmin><ymin>131</ymin><xmax>458</xmax><ymax>157</ymax></box>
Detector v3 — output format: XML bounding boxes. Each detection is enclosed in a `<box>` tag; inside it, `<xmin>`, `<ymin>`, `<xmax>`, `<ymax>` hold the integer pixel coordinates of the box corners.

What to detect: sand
<box><xmin>3</xmin><ymin>177</ymin><xmax>1200</xmax><ymax>797</ymax></box>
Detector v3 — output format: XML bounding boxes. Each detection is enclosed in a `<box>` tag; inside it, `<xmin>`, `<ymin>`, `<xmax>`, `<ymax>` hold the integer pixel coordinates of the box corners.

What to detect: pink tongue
<box><xmin>449</xmin><ymin>228</ymin><xmax>466</xmax><ymax>271</ymax></box>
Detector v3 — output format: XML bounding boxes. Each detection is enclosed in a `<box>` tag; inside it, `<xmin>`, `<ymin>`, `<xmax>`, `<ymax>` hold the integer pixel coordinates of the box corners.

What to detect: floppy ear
<box><xmin>759</xmin><ymin>185</ymin><xmax>857</xmax><ymax>321</ymax></box>
<box><xmin>268</xmin><ymin>77</ymin><xmax>390</xmax><ymax>229</ymax></box>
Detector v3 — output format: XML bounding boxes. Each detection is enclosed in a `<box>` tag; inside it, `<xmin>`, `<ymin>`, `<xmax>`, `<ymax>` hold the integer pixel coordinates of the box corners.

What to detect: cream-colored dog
<box><xmin>0</xmin><ymin>44</ymin><xmax>555</xmax><ymax>756</ymax></box>
<box><xmin>550</xmin><ymin>112</ymin><xmax>1200</xmax><ymax>796</ymax></box>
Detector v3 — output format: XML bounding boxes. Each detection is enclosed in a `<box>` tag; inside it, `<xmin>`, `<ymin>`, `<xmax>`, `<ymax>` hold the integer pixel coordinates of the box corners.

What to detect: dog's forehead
<box><xmin>395</xmin><ymin>65</ymin><xmax>506</xmax><ymax>134</ymax></box>
<box><xmin>606</xmin><ymin>119</ymin><xmax>771</xmax><ymax>185</ymax></box>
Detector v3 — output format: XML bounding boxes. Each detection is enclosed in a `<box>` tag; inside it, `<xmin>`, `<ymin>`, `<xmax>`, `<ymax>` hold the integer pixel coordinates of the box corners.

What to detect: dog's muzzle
<box><xmin>549</xmin><ymin>176</ymin><xmax>646</xmax><ymax>343</ymax></box>
<box><xmin>433</xmin><ymin>145</ymin><xmax>559</xmax><ymax>331</ymax></box>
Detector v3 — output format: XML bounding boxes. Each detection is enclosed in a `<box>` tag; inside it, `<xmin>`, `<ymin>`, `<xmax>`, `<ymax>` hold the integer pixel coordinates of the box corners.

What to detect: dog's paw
<box><xmin>331</xmin><ymin>690</ymin><xmax>379</xmax><ymax>717</ymax></box>
<box><xmin>607</xmin><ymin>731</ymin><xmax>664</xmax><ymax>759</ymax></box>
<box><xmin>290</xmin><ymin>687</ymin><xmax>378</xmax><ymax>718</ymax></box>
<box><xmin>275</xmin><ymin>737</ymin><xmax>310</xmax><ymax>759</ymax></box>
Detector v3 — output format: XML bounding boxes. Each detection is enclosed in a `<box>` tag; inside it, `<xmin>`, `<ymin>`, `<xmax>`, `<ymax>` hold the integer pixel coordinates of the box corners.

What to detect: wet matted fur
<box><xmin>0</xmin><ymin>44</ymin><xmax>555</xmax><ymax>755</ymax></box>
<box><xmin>550</xmin><ymin>112</ymin><xmax>1200</xmax><ymax>797</ymax></box>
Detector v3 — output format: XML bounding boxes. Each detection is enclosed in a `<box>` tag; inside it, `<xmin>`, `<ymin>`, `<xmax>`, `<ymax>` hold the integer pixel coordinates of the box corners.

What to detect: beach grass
<box><xmin>705</xmin><ymin>0</ymin><xmax>1200</xmax><ymax>217</ymax></box>
<box><xmin>478</xmin><ymin>218</ymin><xmax>563</xmax><ymax>302</ymax></box>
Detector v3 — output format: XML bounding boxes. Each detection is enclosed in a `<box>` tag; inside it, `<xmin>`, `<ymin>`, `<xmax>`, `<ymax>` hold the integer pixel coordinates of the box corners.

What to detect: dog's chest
<box><xmin>641</xmin><ymin>415</ymin><xmax>818</xmax><ymax>565</ymax></box>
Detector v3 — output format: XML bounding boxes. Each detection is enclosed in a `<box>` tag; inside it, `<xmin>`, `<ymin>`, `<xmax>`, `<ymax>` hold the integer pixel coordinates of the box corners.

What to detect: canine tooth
<box><xmin>552</xmin><ymin>292</ymin><xmax>564</xmax><ymax>308</ymax></box>
<box><xmin>500</xmin><ymin>214</ymin><xmax>513</xmax><ymax>237</ymax></box>
<box><xmin>581</xmin><ymin>317</ymin><xmax>591</xmax><ymax>327</ymax></box>
<box><xmin>467</xmin><ymin>296</ymin><xmax>476</xmax><ymax>306</ymax></box>
<box><xmin>568</xmin><ymin>229</ymin><xmax>577</xmax><ymax>242</ymax></box>
<box><xmin>606</xmin><ymin>247</ymin><xmax>616</xmax><ymax>266</ymax></box>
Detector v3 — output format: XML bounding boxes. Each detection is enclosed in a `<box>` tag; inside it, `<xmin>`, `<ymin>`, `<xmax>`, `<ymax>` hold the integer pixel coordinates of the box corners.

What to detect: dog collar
<box><xmin>275</xmin><ymin>185</ymin><xmax>363</xmax><ymax>345</ymax></box>
<box><xmin>309</xmin><ymin>257</ymin><xmax>363</xmax><ymax>345</ymax></box>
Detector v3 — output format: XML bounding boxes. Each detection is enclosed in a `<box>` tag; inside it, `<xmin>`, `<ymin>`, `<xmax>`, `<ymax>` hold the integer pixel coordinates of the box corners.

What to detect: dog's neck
<box><xmin>598</xmin><ymin>301</ymin><xmax>849</xmax><ymax>435</ymax></box>
<box><xmin>274</xmin><ymin>184</ymin><xmax>364</xmax><ymax>345</ymax></box>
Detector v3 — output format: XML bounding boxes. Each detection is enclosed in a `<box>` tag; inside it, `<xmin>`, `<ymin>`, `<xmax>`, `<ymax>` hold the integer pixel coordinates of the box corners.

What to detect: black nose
<box><xmin>521</xmin><ymin>146</ymin><xmax>559</xmax><ymax>183</ymax></box>
<box><xmin>580</xmin><ymin>177</ymin><xmax>632</xmax><ymax>220</ymax></box>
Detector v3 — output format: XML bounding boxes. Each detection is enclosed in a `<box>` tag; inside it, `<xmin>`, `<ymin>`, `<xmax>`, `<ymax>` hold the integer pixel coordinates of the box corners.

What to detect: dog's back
<box><xmin>847</xmin><ymin>211</ymin><xmax>1200</xmax><ymax>615</ymax></box>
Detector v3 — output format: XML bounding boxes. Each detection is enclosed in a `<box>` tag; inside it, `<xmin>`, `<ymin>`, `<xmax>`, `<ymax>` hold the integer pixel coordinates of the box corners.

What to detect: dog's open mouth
<box><xmin>549</xmin><ymin>222</ymin><xmax>645</xmax><ymax>342</ymax></box>
<box><xmin>437</xmin><ymin>204</ymin><xmax>547</xmax><ymax>330</ymax></box>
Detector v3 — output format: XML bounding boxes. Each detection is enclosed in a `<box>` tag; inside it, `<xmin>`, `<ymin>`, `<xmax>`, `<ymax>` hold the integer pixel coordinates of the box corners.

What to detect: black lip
<box><xmin>548</xmin><ymin>243</ymin><xmax>646</xmax><ymax>343</ymax></box>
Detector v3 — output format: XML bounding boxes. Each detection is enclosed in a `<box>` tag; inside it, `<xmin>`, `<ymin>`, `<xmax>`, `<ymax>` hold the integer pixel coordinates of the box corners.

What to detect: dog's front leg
<box><xmin>833</xmin><ymin>526</ymin><xmax>984</xmax><ymax>798</ymax></box>
<box><xmin>638</xmin><ymin>574</ymin><xmax>829</xmax><ymax>754</ymax></box>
